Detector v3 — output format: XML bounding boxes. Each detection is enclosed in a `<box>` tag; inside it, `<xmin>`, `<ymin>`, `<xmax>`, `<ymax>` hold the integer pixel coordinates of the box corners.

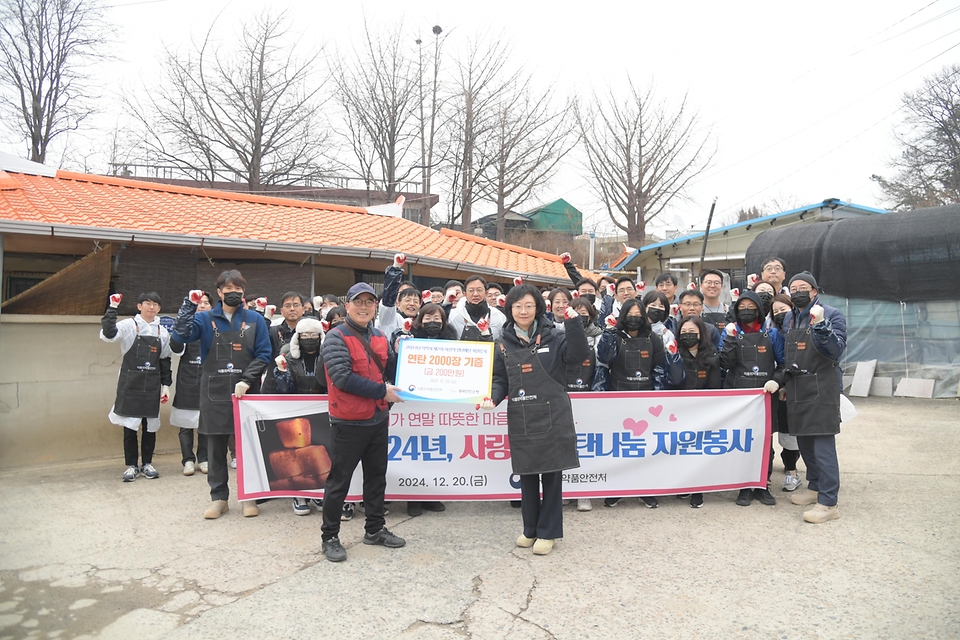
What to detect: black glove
<box><xmin>101</xmin><ymin>308</ymin><xmax>118</xmax><ymax>339</ymax></box>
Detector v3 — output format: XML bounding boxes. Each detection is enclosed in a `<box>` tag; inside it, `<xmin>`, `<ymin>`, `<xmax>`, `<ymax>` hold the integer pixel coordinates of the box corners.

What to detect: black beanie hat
<box><xmin>789</xmin><ymin>271</ymin><xmax>818</xmax><ymax>290</ymax></box>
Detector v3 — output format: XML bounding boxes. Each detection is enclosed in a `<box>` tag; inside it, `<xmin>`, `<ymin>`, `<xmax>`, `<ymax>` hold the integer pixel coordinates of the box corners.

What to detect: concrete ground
<box><xmin>0</xmin><ymin>396</ymin><xmax>957</xmax><ymax>640</ymax></box>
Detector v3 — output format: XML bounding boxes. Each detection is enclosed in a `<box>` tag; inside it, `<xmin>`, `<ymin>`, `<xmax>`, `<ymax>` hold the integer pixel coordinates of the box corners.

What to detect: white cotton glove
<box><xmin>275</xmin><ymin>355</ymin><xmax>288</xmax><ymax>372</ymax></box>
<box><xmin>571</xmin><ymin>290</ymin><xmax>580</xmax><ymax>299</ymax></box>
<box><xmin>764</xmin><ymin>380</ymin><xmax>780</xmax><ymax>394</ymax></box>
<box><xmin>188</xmin><ymin>290</ymin><xmax>203</xmax><ymax>305</ymax></box>
<box><xmin>160</xmin><ymin>385</ymin><xmax>170</xmax><ymax>404</ymax></box>
<box><xmin>687</xmin><ymin>282</ymin><xmax>698</xmax><ymax>290</ymax></box>
<box><xmin>563</xmin><ymin>306</ymin><xmax>579</xmax><ymax>321</ymax></box>
<box><xmin>403</xmin><ymin>317</ymin><xmax>414</xmax><ymax>333</ymax></box>
<box><xmin>313</xmin><ymin>295</ymin><xmax>324</xmax><ymax>311</ymax></box>
<box><xmin>255</xmin><ymin>297</ymin><xmax>268</xmax><ymax>312</ymax></box>
<box><xmin>477</xmin><ymin>397</ymin><xmax>495</xmax><ymax>411</ymax></box>
<box><xmin>545</xmin><ymin>300</ymin><xmax>552</xmax><ymax>312</ymax></box>
<box><xmin>477</xmin><ymin>316</ymin><xmax>490</xmax><ymax>333</ymax></box>
<box><xmin>604</xmin><ymin>315</ymin><xmax>618</xmax><ymax>330</ymax></box>
<box><xmin>605</xmin><ymin>283</ymin><xmax>616</xmax><ymax>297</ymax></box>
<box><xmin>725</xmin><ymin>323</ymin><xmax>737</xmax><ymax>337</ymax></box>
<box><xmin>810</xmin><ymin>304</ymin><xmax>825</xmax><ymax>325</ymax></box>
<box><xmin>421</xmin><ymin>289</ymin><xmax>432</xmax><ymax>303</ymax></box>
<box><xmin>445</xmin><ymin>289</ymin><xmax>458</xmax><ymax>305</ymax></box>
<box><xmin>747</xmin><ymin>273</ymin><xmax>760</xmax><ymax>287</ymax></box>
<box><xmin>393</xmin><ymin>252</ymin><xmax>406</xmax><ymax>269</ymax></box>
<box><xmin>637</xmin><ymin>280</ymin><xmax>646</xmax><ymax>292</ymax></box>
<box><xmin>264</xmin><ymin>305</ymin><xmax>276</xmax><ymax>320</ymax></box>
<box><xmin>664</xmin><ymin>338</ymin><xmax>678</xmax><ymax>355</ymax></box>
<box><xmin>560</xmin><ymin>252</ymin><xmax>571</xmax><ymax>264</ymax></box>
<box><xmin>109</xmin><ymin>293</ymin><xmax>122</xmax><ymax>308</ymax></box>
<box><xmin>730</xmin><ymin>288</ymin><xmax>740</xmax><ymax>301</ymax></box>
<box><xmin>670</xmin><ymin>304</ymin><xmax>679</xmax><ymax>317</ymax></box>
<box><xmin>513</xmin><ymin>276</ymin><xmax>524</xmax><ymax>286</ymax></box>
<box><xmin>234</xmin><ymin>381</ymin><xmax>250</xmax><ymax>398</ymax></box>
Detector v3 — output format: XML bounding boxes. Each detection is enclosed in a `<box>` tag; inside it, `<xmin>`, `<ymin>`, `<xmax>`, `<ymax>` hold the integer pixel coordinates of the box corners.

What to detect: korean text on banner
<box><xmin>394</xmin><ymin>338</ymin><xmax>493</xmax><ymax>404</ymax></box>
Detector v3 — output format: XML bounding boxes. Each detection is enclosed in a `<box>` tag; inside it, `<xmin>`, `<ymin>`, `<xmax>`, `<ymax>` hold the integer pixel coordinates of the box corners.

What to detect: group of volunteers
<box><xmin>100</xmin><ymin>250</ymin><xmax>847</xmax><ymax>563</ymax></box>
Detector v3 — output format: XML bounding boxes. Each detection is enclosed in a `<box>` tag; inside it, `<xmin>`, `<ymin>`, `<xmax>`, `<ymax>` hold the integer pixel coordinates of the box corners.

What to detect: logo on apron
<box><xmin>518</xmin><ymin>389</ymin><xmax>525</xmax><ymax>397</ymax></box>
<box><xmin>575</xmin><ymin>378</ymin><xmax>583</xmax><ymax>385</ymax></box>
<box><xmin>226</xmin><ymin>363</ymin><xmax>234</xmax><ymax>369</ymax></box>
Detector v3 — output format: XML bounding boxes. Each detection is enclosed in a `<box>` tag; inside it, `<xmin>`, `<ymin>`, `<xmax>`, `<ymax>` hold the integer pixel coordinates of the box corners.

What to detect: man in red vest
<box><xmin>320</xmin><ymin>282</ymin><xmax>405</xmax><ymax>562</ymax></box>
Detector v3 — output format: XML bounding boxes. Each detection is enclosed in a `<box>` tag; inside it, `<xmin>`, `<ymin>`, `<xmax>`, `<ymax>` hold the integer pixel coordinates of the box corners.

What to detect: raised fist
<box><xmin>109</xmin><ymin>293</ymin><xmax>122</xmax><ymax>308</ymax></box>
<box><xmin>188</xmin><ymin>290</ymin><xmax>203</xmax><ymax>305</ymax></box>
<box><xmin>670</xmin><ymin>304</ymin><xmax>679</xmax><ymax>317</ymax></box>
<box><xmin>560</xmin><ymin>252</ymin><xmax>571</xmax><ymax>264</ymax></box>
<box><xmin>604</xmin><ymin>315</ymin><xmax>618</xmax><ymax>329</ymax></box>
<box><xmin>513</xmin><ymin>276</ymin><xmax>524</xmax><ymax>286</ymax></box>
<box><xmin>545</xmin><ymin>300</ymin><xmax>552</xmax><ymax>312</ymax></box>
<box><xmin>313</xmin><ymin>295</ymin><xmax>324</xmax><ymax>311</ymax></box>
<box><xmin>477</xmin><ymin>397</ymin><xmax>495</xmax><ymax>411</ymax></box>
<box><xmin>160</xmin><ymin>385</ymin><xmax>170</xmax><ymax>404</ymax></box>
<box><xmin>730</xmin><ymin>288</ymin><xmax>740</xmax><ymax>301</ymax></box>
<box><xmin>571</xmin><ymin>290</ymin><xmax>580</xmax><ymax>299</ymax></box>
<box><xmin>255</xmin><ymin>297</ymin><xmax>267</xmax><ymax>311</ymax></box>
<box><xmin>320</xmin><ymin>319</ymin><xmax>330</xmax><ymax>332</ymax></box>
<box><xmin>403</xmin><ymin>317</ymin><xmax>414</xmax><ymax>332</ymax></box>
<box><xmin>264</xmin><ymin>305</ymin><xmax>276</xmax><ymax>320</ymax></box>
<box><xmin>747</xmin><ymin>273</ymin><xmax>759</xmax><ymax>287</ymax></box>
<box><xmin>810</xmin><ymin>304</ymin><xmax>825</xmax><ymax>325</ymax></box>
<box><xmin>605</xmin><ymin>283</ymin><xmax>616</xmax><ymax>297</ymax></box>
<box><xmin>477</xmin><ymin>316</ymin><xmax>490</xmax><ymax>333</ymax></box>
<box><xmin>421</xmin><ymin>289</ymin><xmax>432</xmax><ymax>303</ymax></box>
<box><xmin>393</xmin><ymin>252</ymin><xmax>406</xmax><ymax>268</ymax></box>
<box><xmin>563</xmin><ymin>306</ymin><xmax>579</xmax><ymax>320</ymax></box>
<box><xmin>496</xmin><ymin>294</ymin><xmax>506</xmax><ymax>308</ymax></box>
<box><xmin>665</xmin><ymin>339</ymin><xmax>678</xmax><ymax>355</ymax></box>
<box><xmin>637</xmin><ymin>280</ymin><xmax>646</xmax><ymax>291</ymax></box>
<box><xmin>725</xmin><ymin>322</ymin><xmax>737</xmax><ymax>337</ymax></box>
<box><xmin>687</xmin><ymin>282</ymin><xmax>698</xmax><ymax>290</ymax></box>
<box><xmin>446</xmin><ymin>290</ymin><xmax>457</xmax><ymax>305</ymax></box>
<box><xmin>275</xmin><ymin>355</ymin><xmax>288</xmax><ymax>372</ymax></box>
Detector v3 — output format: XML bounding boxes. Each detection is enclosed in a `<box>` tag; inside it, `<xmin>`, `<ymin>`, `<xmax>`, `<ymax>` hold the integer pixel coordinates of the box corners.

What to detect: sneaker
<box><xmin>341</xmin><ymin>503</ymin><xmax>355</xmax><ymax>521</ymax></box>
<box><xmin>322</xmin><ymin>537</ymin><xmax>347</xmax><ymax>563</ymax></box>
<box><xmin>292</xmin><ymin>498</ymin><xmax>311</xmax><ymax>516</ymax></box>
<box><xmin>676</xmin><ymin>494</ymin><xmax>691</xmax><ymax>499</ymax></box>
<box><xmin>407</xmin><ymin>502</ymin><xmax>423</xmax><ymax>517</ymax></box>
<box><xmin>363</xmin><ymin>527</ymin><xmax>406</xmax><ymax>548</ymax></box>
<box><xmin>230</xmin><ymin>456</ymin><xmax>237</xmax><ymax>469</ymax></box>
<box><xmin>141</xmin><ymin>463</ymin><xmax>159</xmax><ymax>479</ymax></box>
<box><xmin>803</xmin><ymin>503</ymin><xmax>840</xmax><ymax>524</ymax></box>
<box><xmin>782</xmin><ymin>474</ymin><xmax>802</xmax><ymax>492</ymax></box>
<box><xmin>183</xmin><ymin>461</ymin><xmax>195</xmax><ymax>476</ymax></box>
<box><xmin>790</xmin><ymin>489</ymin><xmax>819</xmax><ymax>506</ymax></box>
<box><xmin>122</xmin><ymin>465</ymin><xmax>138</xmax><ymax>482</ymax></box>
<box><xmin>516</xmin><ymin>534</ymin><xmax>536</xmax><ymax>548</ymax></box>
<box><xmin>311</xmin><ymin>499</ymin><xmax>323</xmax><ymax>510</ymax></box>
<box><xmin>532</xmin><ymin>538</ymin><xmax>556</xmax><ymax>555</ymax></box>
<box><xmin>242</xmin><ymin>501</ymin><xmax>259</xmax><ymax>517</ymax></box>
<box><xmin>690</xmin><ymin>493</ymin><xmax>704</xmax><ymax>508</ymax></box>
<box><xmin>421</xmin><ymin>501</ymin><xmax>445</xmax><ymax>512</ymax></box>
<box><xmin>603</xmin><ymin>498</ymin><xmax>620</xmax><ymax>507</ymax></box>
<box><xmin>510</xmin><ymin>500</ymin><xmax>521</xmax><ymax>508</ymax></box>
<box><xmin>198</xmin><ymin>461</ymin><xmax>208</xmax><ymax>474</ymax></box>
<box><xmin>640</xmin><ymin>497</ymin><xmax>659</xmax><ymax>509</ymax></box>
<box><xmin>736</xmin><ymin>489</ymin><xmax>754</xmax><ymax>506</ymax></box>
<box><xmin>754</xmin><ymin>488</ymin><xmax>777</xmax><ymax>506</ymax></box>
<box><xmin>203</xmin><ymin>500</ymin><xmax>228</xmax><ymax>519</ymax></box>
<box><xmin>577</xmin><ymin>499</ymin><xmax>593</xmax><ymax>512</ymax></box>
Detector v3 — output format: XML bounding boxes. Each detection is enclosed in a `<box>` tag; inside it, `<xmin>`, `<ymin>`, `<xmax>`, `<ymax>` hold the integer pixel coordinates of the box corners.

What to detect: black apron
<box><xmin>291</xmin><ymin>352</ymin><xmax>325</xmax><ymax>393</ymax></box>
<box><xmin>114</xmin><ymin>328</ymin><xmax>162</xmax><ymax>418</ymax></box>
<box><xmin>725</xmin><ymin>331</ymin><xmax>777</xmax><ymax>389</ymax></box>
<box><xmin>460</xmin><ymin>323</ymin><xmax>492</xmax><ymax>342</ymax></box>
<box><xmin>501</xmin><ymin>335</ymin><xmax>580</xmax><ymax>475</ymax></box>
<box><xmin>564</xmin><ymin>348</ymin><xmax>596</xmax><ymax>392</ymax></box>
<box><xmin>173</xmin><ymin>340</ymin><xmax>202</xmax><ymax>411</ymax></box>
<box><xmin>784</xmin><ymin>327</ymin><xmax>841</xmax><ymax>436</ymax></box>
<box><xmin>679</xmin><ymin>351</ymin><xmax>711</xmax><ymax>390</ymax></box>
<box><xmin>200</xmin><ymin>311</ymin><xmax>258</xmax><ymax>436</ymax></box>
<box><xmin>702</xmin><ymin>309</ymin><xmax>728</xmax><ymax>333</ymax></box>
<box><xmin>610</xmin><ymin>334</ymin><xmax>654</xmax><ymax>391</ymax></box>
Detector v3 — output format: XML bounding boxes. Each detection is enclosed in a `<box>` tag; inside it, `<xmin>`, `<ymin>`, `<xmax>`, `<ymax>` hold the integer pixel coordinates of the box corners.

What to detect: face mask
<box><xmin>737</xmin><ymin>309</ymin><xmax>759</xmax><ymax>324</ymax></box>
<box><xmin>298</xmin><ymin>337</ymin><xmax>320</xmax><ymax>353</ymax></box>
<box><xmin>646</xmin><ymin>308</ymin><xmax>666</xmax><ymax>324</ymax></box>
<box><xmin>623</xmin><ymin>317</ymin><xmax>643</xmax><ymax>331</ymax></box>
<box><xmin>582</xmin><ymin>293</ymin><xmax>596</xmax><ymax>305</ymax></box>
<box><xmin>773</xmin><ymin>312</ymin><xmax>787</xmax><ymax>326</ymax></box>
<box><xmin>222</xmin><ymin>291</ymin><xmax>243</xmax><ymax>308</ymax></box>
<box><xmin>791</xmin><ymin>291</ymin><xmax>812</xmax><ymax>308</ymax></box>
<box><xmin>678</xmin><ymin>333</ymin><xmax>700</xmax><ymax>349</ymax></box>
<box><xmin>423</xmin><ymin>321</ymin><xmax>443</xmax><ymax>337</ymax></box>
<box><xmin>758</xmin><ymin>292</ymin><xmax>773</xmax><ymax>309</ymax></box>
<box><xmin>464</xmin><ymin>300</ymin><xmax>489</xmax><ymax>320</ymax></box>
<box><xmin>580</xmin><ymin>315</ymin><xmax>592</xmax><ymax>328</ymax></box>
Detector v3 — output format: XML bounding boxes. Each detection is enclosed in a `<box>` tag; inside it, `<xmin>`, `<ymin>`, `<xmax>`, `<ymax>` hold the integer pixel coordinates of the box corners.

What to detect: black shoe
<box><xmin>322</xmin><ymin>537</ymin><xmax>347</xmax><ymax>563</ymax></box>
<box><xmin>690</xmin><ymin>493</ymin><xmax>704</xmax><ymax>509</ymax></box>
<box><xmin>603</xmin><ymin>498</ymin><xmax>620</xmax><ymax>507</ymax></box>
<box><xmin>421</xmin><ymin>501</ymin><xmax>445</xmax><ymax>512</ymax></box>
<box><xmin>676</xmin><ymin>494</ymin><xmax>691</xmax><ymax>499</ymax></box>
<box><xmin>753</xmin><ymin>488</ymin><xmax>777</xmax><ymax>506</ymax></box>
<box><xmin>736</xmin><ymin>489</ymin><xmax>754</xmax><ymax>506</ymax></box>
<box><xmin>641</xmin><ymin>497</ymin><xmax>659</xmax><ymax>509</ymax></box>
<box><xmin>407</xmin><ymin>501</ymin><xmax>423</xmax><ymax>517</ymax></box>
<box><xmin>510</xmin><ymin>500</ymin><xmax>521</xmax><ymax>508</ymax></box>
<box><xmin>363</xmin><ymin>527</ymin><xmax>406</xmax><ymax>548</ymax></box>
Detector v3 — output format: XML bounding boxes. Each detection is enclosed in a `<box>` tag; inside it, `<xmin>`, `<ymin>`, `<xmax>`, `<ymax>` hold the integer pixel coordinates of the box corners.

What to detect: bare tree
<box><xmin>335</xmin><ymin>22</ymin><xmax>420</xmax><ymax>204</ymax></box>
<box><xmin>131</xmin><ymin>12</ymin><xmax>330</xmax><ymax>191</ymax></box>
<box><xmin>871</xmin><ymin>64</ymin><xmax>960</xmax><ymax>210</ymax></box>
<box><xmin>576</xmin><ymin>81</ymin><xmax>714</xmax><ymax>246</ymax></box>
<box><xmin>478</xmin><ymin>83</ymin><xmax>576</xmax><ymax>241</ymax></box>
<box><xmin>443</xmin><ymin>35</ymin><xmax>517</xmax><ymax>231</ymax></box>
<box><xmin>0</xmin><ymin>0</ymin><xmax>106</xmax><ymax>163</ymax></box>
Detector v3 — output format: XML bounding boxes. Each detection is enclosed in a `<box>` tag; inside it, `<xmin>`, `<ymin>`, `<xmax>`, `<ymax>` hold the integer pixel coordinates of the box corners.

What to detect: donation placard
<box><xmin>234</xmin><ymin>390</ymin><xmax>771</xmax><ymax>501</ymax></box>
<box><xmin>394</xmin><ymin>338</ymin><xmax>494</xmax><ymax>404</ymax></box>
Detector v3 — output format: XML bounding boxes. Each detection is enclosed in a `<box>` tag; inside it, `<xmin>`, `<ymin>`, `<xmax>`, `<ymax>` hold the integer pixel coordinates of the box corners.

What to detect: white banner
<box><xmin>233</xmin><ymin>390</ymin><xmax>771</xmax><ymax>501</ymax></box>
<box><xmin>394</xmin><ymin>338</ymin><xmax>494</xmax><ymax>404</ymax></box>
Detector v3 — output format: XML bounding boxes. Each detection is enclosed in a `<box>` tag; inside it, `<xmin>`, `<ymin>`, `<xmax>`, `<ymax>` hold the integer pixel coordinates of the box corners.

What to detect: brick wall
<box><xmin>196</xmin><ymin>260</ymin><xmax>313</xmax><ymax>307</ymax></box>
<box><xmin>114</xmin><ymin>246</ymin><xmax>197</xmax><ymax>315</ymax></box>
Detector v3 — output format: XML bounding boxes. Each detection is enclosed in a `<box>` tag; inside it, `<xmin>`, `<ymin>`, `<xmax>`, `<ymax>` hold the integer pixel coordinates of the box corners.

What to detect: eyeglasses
<box><xmin>512</xmin><ymin>304</ymin><xmax>537</xmax><ymax>312</ymax></box>
<box><xmin>763</xmin><ymin>265</ymin><xmax>785</xmax><ymax>273</ymax></box>
<box><xmin>680</xmin><ymin>301</ymin><xmax>703</xmax><ymax>308</ymax></box>
<box><xmin>351</xmin><ymin>299</ymin><xmax>377</xmax><ymax>307</ymax></box>
<box><xmin>299</xmin><ymin>332</ymin><xmax>320</xmax><ymax>339</ymax></box>
<box><xmin>701</xmin><ymin>280</ymin><xmax>722</xmax><ymax>287</ymax></box>
<box><xmin>282</xmin><ymin>303</ymin><xmax>302</xmax><ymax>309</ymax></box>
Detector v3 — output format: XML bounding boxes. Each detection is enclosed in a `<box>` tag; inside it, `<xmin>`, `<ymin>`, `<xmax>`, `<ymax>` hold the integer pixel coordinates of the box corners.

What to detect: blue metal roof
<box><xmin>611</xmin><ymin>198</ymin><xmax>888</xmax><ymax>269</ymax></box>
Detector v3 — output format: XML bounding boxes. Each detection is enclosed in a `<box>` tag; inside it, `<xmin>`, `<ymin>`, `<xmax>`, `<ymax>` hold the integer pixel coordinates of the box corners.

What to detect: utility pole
<box><xmin>697</xmin><ymin>197</ymin><xmax>717</xmax><ymax>277</ymax></box>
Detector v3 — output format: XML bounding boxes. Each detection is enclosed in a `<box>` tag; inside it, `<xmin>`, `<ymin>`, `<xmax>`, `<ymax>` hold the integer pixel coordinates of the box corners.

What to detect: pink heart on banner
<box><xmin>648</xmin><ymin>405</ymin><xmax>663</xmax><ymax>418</ymax></box>
<box><xmin>622</xmin><ymin>418</ymin><xmax>649</xmax><ymax>436</ymax></box>
<box><xmin>669</xmin><ymin>414</ymin><xmax>678</xmax><ymax>422</ymax></box>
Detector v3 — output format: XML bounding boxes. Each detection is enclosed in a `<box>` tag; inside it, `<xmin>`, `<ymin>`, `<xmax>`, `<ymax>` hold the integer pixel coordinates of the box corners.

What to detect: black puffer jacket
<box><xmin>491</xmin><ymin>315</ymin><xmax>589</xmax><ymax>404</ymax></box>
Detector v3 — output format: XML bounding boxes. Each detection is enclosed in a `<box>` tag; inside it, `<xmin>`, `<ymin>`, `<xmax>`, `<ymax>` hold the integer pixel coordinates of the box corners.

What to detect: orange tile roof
<box><xmin>0</xmin><ymin>169</ymin><xmax>581</xmax><ymax>284</ymax></box>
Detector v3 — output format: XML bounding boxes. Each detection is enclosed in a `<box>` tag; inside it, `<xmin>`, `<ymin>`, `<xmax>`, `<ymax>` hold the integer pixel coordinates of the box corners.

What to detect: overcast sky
<box><xmin>4</xmin><ymin>0</ymin><xmax>958</xmax><ymax>240</ymax></box>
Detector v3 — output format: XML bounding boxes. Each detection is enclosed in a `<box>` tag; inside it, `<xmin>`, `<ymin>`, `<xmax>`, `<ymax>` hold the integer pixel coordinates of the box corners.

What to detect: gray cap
<box><xmin>788</xmin><ymin>271</ymin><xmax>818</xmax><ymax>290</ymax></box>
<box><xmin>346</xmin><ymin>282</ymin><xmax>378</xmax><ymax>302</ymax></box>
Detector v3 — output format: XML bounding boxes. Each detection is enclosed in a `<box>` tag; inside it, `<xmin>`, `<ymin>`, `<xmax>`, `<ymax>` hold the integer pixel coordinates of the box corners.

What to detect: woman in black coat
<box><xmin>483</xmin><ymin>284</ymin><xmax>589</xmax><ymax>556</ymax></box>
